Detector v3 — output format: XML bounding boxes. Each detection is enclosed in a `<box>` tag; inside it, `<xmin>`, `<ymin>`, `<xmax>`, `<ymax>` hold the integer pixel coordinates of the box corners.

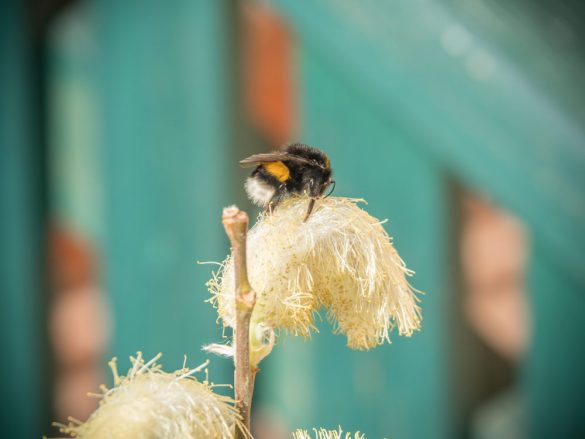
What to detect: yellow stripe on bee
<box><xmin>324</xmin><ymin>156</ymin><xmax>330</xmax><ymax>169</ymax></box>
<box><xmin>263</xmin><ymin>161</ymin><xmax>290</xmax><ymax>182</ymax></box>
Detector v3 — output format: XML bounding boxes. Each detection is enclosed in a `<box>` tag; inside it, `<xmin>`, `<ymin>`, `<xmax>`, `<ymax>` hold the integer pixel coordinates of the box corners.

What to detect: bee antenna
<box><xmin>324</xmin><ymin>180</ymin><xmax>336</xmax><ymax>198</ymax></box>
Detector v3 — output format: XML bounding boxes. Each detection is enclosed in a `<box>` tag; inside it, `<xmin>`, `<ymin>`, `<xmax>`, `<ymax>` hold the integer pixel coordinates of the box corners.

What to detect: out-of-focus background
<box><xmin>1</xmin><ymin>0</ymin><xmax>584</xmax><ymax>438</ymax></box>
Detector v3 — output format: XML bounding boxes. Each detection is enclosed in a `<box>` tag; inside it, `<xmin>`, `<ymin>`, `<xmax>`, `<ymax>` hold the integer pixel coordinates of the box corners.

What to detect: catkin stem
<box><xmin>222</xmin><ymin>206</ymin><xmax>256</xmax><ymax>438</ymax></box>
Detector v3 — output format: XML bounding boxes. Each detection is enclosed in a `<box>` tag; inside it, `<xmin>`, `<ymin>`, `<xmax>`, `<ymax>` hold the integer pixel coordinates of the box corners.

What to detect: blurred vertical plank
<box><xmin>92</xmin><ymin>0</ymin><xmax>232</xmax><ymax>376</ymax></box>
<box><xmin>258</xmin><ymin>47</ymin><xmax>452</xmax><ymax>439</ymax></box>
<box><xmin>47</xmin><ymin>2</ymin><xmax>102</xmax><ymax>243</ymax></box>
<box><xmin>0</xmin><ymin>0</ymin><xmax>47</xmax><ymax>436</ymax></box>
<box><xmin>242</xmin><ymin>2</ymin><xmax>297</xmax><ymax>146</ymax></box>
<box><xmin>525</xmin><ymin>249</ymin><xmax>585</xmax><ymax>438</ymax></box>
<box><xmin>46</xmin><ymin>4</ymin><xmax>108</xmax><ymax>424</ymax></box>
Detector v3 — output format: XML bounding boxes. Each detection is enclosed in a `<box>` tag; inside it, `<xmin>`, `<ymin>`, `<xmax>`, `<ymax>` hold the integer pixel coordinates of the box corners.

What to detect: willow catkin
<box><xmin>53</xmin><ymin>353</ymin><xmax>246</xmax><ymax>439</ymax></box>
<box><xmin>208</xmin><ymin>196</ymin><xmax>421</xmax><ymax>350</ymax></box>
<box><xmin>292</xmin><ymin>427</ymin><xmax>366</xmax><ymax>439</ymax></box>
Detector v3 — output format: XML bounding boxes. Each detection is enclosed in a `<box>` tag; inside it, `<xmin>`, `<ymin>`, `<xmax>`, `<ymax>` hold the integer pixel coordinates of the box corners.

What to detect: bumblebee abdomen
<box><xmin>245</xmin><ymin>175</ymin><xmax>276</xmax><ymax>207</ymax></box>
<box><xmin>244</xmin><ymin>165</ymin><xmax>288</xmax><ymax>207</ymax></box>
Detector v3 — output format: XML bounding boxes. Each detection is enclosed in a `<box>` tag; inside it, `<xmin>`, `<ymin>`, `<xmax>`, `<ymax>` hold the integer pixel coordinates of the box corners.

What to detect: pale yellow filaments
<box><xmin>53</xmin><ymin>352</ymin><xmax>246</xmax><ymax>439</ymax></box>
<box><xmin>208</xmin><ymin>197</ymin><xmax>422</xmax><ymax>350</ymax></box>
<box><xmin>292</xmin><ymin>427</ymin><xmax>366</xmax><ymax>439</ymax></box>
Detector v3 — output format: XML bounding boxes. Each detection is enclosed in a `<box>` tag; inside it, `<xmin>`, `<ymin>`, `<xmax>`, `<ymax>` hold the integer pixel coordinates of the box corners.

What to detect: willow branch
<box><xmin>222</xmin><ymin>206</ymin><xmax>256</xmax><ymax>438</ymax></box>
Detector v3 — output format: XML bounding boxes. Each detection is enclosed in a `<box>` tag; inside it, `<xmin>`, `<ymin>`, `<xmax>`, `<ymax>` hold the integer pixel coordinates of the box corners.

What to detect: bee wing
<box><xmin>239</xmin><ymin>152</ymin><xmax>313</xmax><ymax>167</ymax></box>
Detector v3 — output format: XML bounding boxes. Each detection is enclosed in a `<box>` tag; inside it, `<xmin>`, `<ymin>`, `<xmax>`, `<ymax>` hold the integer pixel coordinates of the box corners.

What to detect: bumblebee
<box><xmin>240</xmin><ymin>143</ymin><xmax>334</xmax><ymax>221</ymax></box>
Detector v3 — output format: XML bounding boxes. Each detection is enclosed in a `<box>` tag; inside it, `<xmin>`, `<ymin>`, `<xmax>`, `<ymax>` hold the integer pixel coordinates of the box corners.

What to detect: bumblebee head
<box><xmin>283</xmin><ymin>143</ymin><xmax>333</xmax><ymax>198</ymax></box>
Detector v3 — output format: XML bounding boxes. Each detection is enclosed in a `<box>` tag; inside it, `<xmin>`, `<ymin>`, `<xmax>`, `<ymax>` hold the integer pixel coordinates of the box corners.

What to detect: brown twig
<box><xmin>222</xmin><ymin>206</ymin><xmax>256</xmax><ymax>439</ymax></box>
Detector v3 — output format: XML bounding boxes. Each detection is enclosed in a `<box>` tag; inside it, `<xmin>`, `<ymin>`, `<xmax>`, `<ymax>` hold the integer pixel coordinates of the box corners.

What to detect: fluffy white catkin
<box><xmin>53</xmin><ymin>353</ymin><xmax>246</xmax><ymax>439</ymax></box>
<box><xmin>209</xmin><ymin>196</ymin><xmax>421</xmax><ymax>350</ymax></box>
<box><xmin>293</xmin><ymin>427</ymin><xmax>366</xmax><ymax>439</ymax></box>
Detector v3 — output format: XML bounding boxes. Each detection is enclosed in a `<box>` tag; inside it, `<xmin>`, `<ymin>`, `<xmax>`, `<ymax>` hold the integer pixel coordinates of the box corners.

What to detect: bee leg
<box><xmin>303</xmin><ymin>198</ymin><xmax>316</xmax><ymax>222</ymax></box>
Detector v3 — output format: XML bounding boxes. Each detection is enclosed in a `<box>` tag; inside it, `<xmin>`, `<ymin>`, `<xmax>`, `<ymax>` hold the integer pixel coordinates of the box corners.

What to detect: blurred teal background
<box><xmin>1</xmin><ymin>0</ymin><xmax>584</xmax><ymax>438</ymax></box>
